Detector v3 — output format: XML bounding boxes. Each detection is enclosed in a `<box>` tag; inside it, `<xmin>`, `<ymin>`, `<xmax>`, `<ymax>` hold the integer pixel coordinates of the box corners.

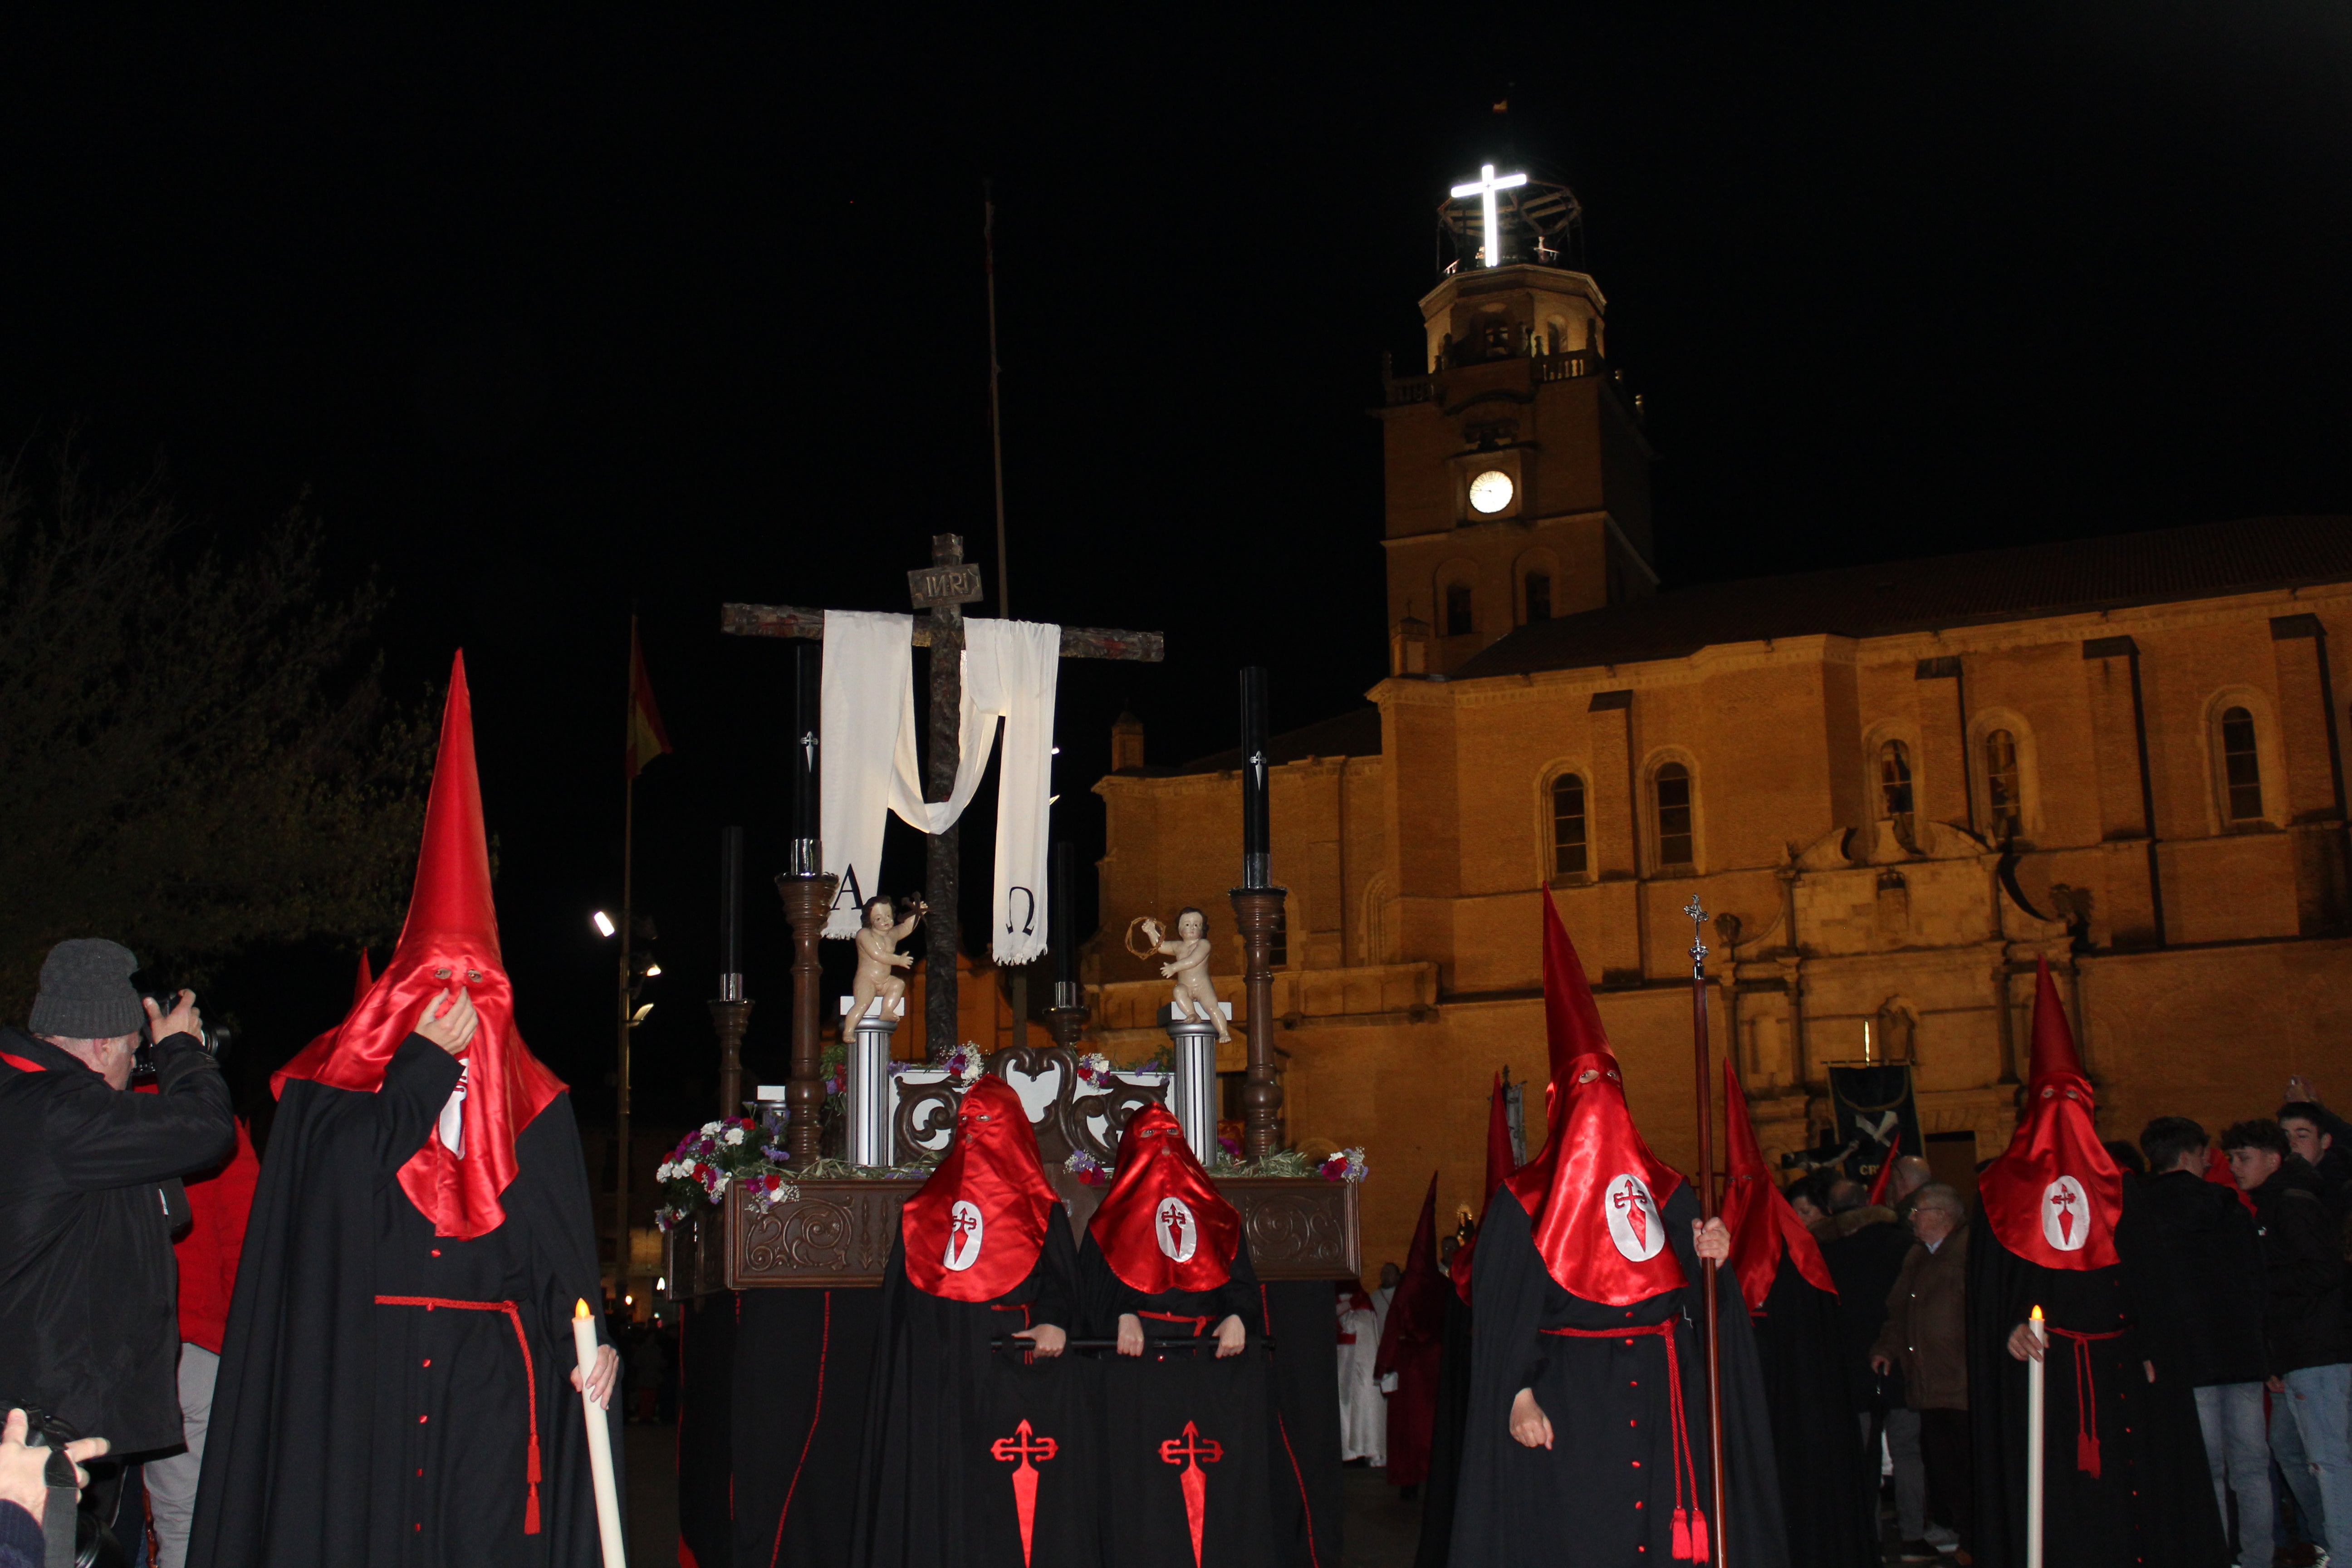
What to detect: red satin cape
<box><xmin>274</xmin><ymin>652</ymin><xmax>564</xmax><ymax>1242</ymax></box>
<box><xmin>1088</xmin><ymin>1102</ymin><xmax>1240</xmax><ymax>1294</ymax></box>
<box><xmin>901</xmin><ymin>1074</ymin><xmax>1060</xmax><ymax>1302</ymax></box>
<box><xmin>1503</xmin><ymin>889</ymin><xmax>1687</xmax><ymax>1306</ymax></box>
<box><xmin>1720</xmin><ymin>1058</ymin><xmax>1838</xmax><ymax>1311</ymax></box>
<box><xmin>1975</xmin><ymin>959</ymin><xmax>2122</xmax><ymax>1270</ymax></box>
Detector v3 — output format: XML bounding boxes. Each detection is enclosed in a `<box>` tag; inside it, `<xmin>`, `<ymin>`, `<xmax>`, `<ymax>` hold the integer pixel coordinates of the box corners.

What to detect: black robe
<box><xmin>1079</xmin><ymin>1230</ymin><xmax>1279</xmax><ymax>1568</ymax></box>
<box><xmin>189</xmin><ymin>1035</ymin><xmax>622</xmax><ymax>1568</ymax></box>
<box><xmin>1447</xmin><ymin>1186</ymin><xmax>1788</xmax><ymax>1568</ymax></box>
<box><xmin>851</xmin><ymin>1221</ymin><xmax>1099</xmax><ymax>1568</ymax></box>
<box><xmin>1411</xmin><ymin>1287</ymin><xmax>1475</xmax><ymax>1568</ymax></box>
<box><xmin>1750</xmin><ymin>1254</ymin><xmax>1876</xmax><ymax>1568</ymax></box>
<box><xmin>1965</xmin><ymin>1192</ymin><xmax>2229</xmax><ymax>1568</ymax></box>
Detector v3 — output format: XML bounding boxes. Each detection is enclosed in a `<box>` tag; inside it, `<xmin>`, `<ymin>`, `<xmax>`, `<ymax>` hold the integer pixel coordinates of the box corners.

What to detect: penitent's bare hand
<box><xmin>144</xmin><ymin>989</ymin><xmax>202</xmax><ymax>1044</ymax></box>
<box><xmin>0</xmin><ymin>1409</ymin><xmax>108</xmax><ymax>1526</ymax></box>
<box><xmin>1214</xmin><ymin>1314</ymin><xmax>1247</xmax><ymax>1358</ymax></box>
<box><xmin>570</xmin><ymin>1344</ymin><xmax>620</xmax><ymax>1409</ymax></box>
<box><xmin>1012</xmin><ymin>1323</ymin><xmax>1066</xmax><ymax>1359</ymax></box>
<box><xmin>1509</xmin><ymin>1388</ymin><xmax>1554</xmax><ymax>1450</ymax></box>
<box><xmin>1116</xmin><ymin>1313</ymin><xmax>1145</xmax><ymax>1357</ymax></box>
<box><xmin>2006</xmin><ymin>1322</ymin><xmax>2045</xmax><ymax>1362</ymax></box>
<box><xmin>1692</xmin><ymin>1217</ymin><xmax>1730</xmax><ymax>1262</ymax></box>
<box><xmin>416</xmin><ymin>990</ymin><xmax>479</xmax><ymax>1056</ymax></box>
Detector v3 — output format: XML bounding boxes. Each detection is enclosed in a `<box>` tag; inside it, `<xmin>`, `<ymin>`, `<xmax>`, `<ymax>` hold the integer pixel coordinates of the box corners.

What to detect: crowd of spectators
<box><xmin>1789</xmin><ymin>1078</ymin><xmax>2352</xmax><ymax>1566</ymax></box>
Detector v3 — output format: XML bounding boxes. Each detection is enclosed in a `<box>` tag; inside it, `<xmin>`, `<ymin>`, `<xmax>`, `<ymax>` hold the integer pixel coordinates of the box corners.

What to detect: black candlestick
<box><xmin>719</xmin><ymin>826</ymin><xmax>744</xmax><ymax>999</ymax></box>
<box><xmin>1051</xmin><ymin>840</ymin><xmax>1076</xmax><ymax>1002</ymax></box>
<box><xmin>1239</xmin><ymin>666</ymin><xmax>1271</xmax><ymax>889</ymax></box>
<box><xmin>790</xmin><ymin>642</ymin><xmax>820</xmax><ymax>874</ymax></box>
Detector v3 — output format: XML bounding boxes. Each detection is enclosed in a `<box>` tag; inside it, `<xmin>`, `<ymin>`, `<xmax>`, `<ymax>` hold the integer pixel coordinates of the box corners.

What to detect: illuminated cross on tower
<box><xmin>1450</xmin><ymin>162</ymin><xmax>1528</xmax><ymax>267</ymax></box>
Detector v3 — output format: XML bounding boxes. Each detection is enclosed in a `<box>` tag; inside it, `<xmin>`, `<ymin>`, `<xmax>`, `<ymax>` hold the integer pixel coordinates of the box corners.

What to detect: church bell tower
<box><xmin>1378</xmin><ymin>163</ymin><xmax>1655</xmax><ymax>676</ymax></box>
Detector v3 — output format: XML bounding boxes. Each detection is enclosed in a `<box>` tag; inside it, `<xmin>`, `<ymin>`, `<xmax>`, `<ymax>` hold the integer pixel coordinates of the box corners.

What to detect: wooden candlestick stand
<box><xmin>710</xmin><ymin>997</ymin><xmax>754</xmax><ymax>1123</ymax></box>
<box><xmin>775</xmin><ymin>871</ymin><xmax>838</xmax><ymax>1166</ymax></box>
<box><xmin>1228</xmin><ymin>886</ymin><xmax>1287</xmax><ymax>1159</ymax></box>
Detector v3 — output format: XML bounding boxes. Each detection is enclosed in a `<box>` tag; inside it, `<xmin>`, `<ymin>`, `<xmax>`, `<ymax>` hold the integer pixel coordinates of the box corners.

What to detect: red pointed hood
<box><xmin>1976</xmin><ymin>959</ymin><xmax>2122</xmax><ymax>1269</ymax></box>
<box><xmin>1720</xmin><ymin>1058</ymin><xmax>1838</xmax><ymax>1310</ymax></box>
<box><xmin>275</xmin><ymin>653</ymin><xmax>565</xmax><ymax>1241</ymax></box>
<box><xmin>901</xmin><ymin>1075</ymin><xmax>1060</xmax><ymax>1302</ymax></box>
<box><xmin>352</xmin><ymin>950</ymin><xmax>374</xmax><ymax>1006</ymax></box>
<box><xmin>1377</xmin><ymin>1172</ymin><xmax>1450</xmax><ymax>1373</ymax></box>
<box><xmin>1453</xmin><ymin>1071</ymin><xmax>1519</xmax><ymax>1304</ymax></box>
<box><xmin>1866</xmin><ymin>1131</ymin><xmax>1905</xmax><ymax>1206</ymax></box>
<box><xmin>1089</xmin><ymin>1102</ymin><xmax>1241</xmax><ymax>1294</ymax></box>
<box><xmin>1503</xmin><ymin>888</ymin><xmax>1687</xmax><ymax>1305</ymax></box>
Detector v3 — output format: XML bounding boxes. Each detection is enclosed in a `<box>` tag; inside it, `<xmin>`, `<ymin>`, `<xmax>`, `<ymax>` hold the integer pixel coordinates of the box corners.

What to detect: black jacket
<box><xmin>2249</xmin><ymin>1156</ymin><xmax>2349</xmax><ymax>1377</ymax></box>
<box><xmin>2134</xmin><ymin>1169</ymin><xmax>2267</xmax><ymax>1387</ymax></box>
<box><xmin>1815</xmin><ymin>1205</ymin><xmax>1914</xmax><ymax>1411</ymax></box>
<box><xmin>0</xmin><ymin>1027</ymin><xmax>233</xmax><ymax>1455</ymax></box>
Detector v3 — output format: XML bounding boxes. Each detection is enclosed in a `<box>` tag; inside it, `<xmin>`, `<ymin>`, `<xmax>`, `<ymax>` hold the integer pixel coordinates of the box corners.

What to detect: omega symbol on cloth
<box><xmin>944</xmin><ymin>1200</ymin><xmax>985</xmax><ymax>1271</ymax></box>
<box><xmin>1605</xmin><ymin>1174</ymin><xmax>1665</xmax><ymax>1262</ymax></box>
<box><xmin>2041</xmin><ymin>1176</ymin><xmax>2089</xmax><ymax>1250</ymax></box>
<box><xmin>1155</xmin><ymin>1197</ymin><xmax>1198</xmax><ymax>1262</ymax></box>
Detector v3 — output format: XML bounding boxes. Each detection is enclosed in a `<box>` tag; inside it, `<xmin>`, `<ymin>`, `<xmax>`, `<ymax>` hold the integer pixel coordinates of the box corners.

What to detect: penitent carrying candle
<box><xmin>573</xmin><ymin>1299</ymin><xmax>627</xmax><ymax>1568</ymax></box>
<box><xmin>1239</xmin><ymin>666</ymin><xmax>1271</xmax><ymax>889</ymax></box>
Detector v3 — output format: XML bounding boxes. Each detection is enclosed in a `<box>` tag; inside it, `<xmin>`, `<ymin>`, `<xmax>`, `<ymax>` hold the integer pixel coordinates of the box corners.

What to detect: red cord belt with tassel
<box><xmin>374</xmin><ymin>1294</ymin><xmax>545</xmax><ymax>1534</ymax></box>
<box><xmin>2043</xmin><ymin>1323</ymin><xmax>2127</xmax><ymax>1479</ymax></box>
<box><xmin>1544</xmin><ymin>1321</ymin><xmax>1710</xmax><ymax>1562</ymax></box>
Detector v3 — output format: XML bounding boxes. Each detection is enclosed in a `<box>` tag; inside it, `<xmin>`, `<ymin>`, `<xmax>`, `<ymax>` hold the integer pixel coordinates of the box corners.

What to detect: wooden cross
<box><xmin>723</xmin><ymin>532</ymin><xmax>1162</xmax><ymax>1054</ymax></box>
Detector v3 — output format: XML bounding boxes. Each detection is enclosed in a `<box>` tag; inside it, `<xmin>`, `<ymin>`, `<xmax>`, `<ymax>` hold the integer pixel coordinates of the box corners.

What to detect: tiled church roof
<box><xmin>1179</xmin><ymin>706</ymin><xmax>1382</xmax><ymax>775</ymax></box>
<box><xmin>1455</xmin><ymin>515</ymin><xmax>2352</xmax><ymax>680</ymax></box>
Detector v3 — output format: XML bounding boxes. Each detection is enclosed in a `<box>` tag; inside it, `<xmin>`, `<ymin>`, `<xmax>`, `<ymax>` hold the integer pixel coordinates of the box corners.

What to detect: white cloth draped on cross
<box><xmin>818</xmin><ymin>609</ymin><xmax>1060</xmax><ymax>962</ymax></box>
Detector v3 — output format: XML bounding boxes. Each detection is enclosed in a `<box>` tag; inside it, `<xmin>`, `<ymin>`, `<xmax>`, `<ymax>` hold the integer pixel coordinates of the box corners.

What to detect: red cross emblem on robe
<box><xmin>989</xmin><ymin>1418</ymin><xmax>1059</xmax><ymax>1568</ymax></box>
<box><xmin>1158</xmin><ymin>1420</ymin><xmax>1224</xmax><ymax>1568</ymax></box>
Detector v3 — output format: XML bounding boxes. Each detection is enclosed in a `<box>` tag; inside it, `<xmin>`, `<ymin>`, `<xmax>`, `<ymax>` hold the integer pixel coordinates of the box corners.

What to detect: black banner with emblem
<box><xmin>1826</xmin><ymin>1063</ymin><xmax>1922</xmax><ymax>1187</ymax></box>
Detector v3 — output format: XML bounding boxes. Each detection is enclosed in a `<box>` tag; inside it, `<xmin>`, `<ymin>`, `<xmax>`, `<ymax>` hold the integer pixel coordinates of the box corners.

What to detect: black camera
<box><xmin>134</xmin><ymin>984</ymin><xmax>229</xmax><ymax>1069</ymax></box>
<box><xmin>9</xmin><ymin>1404</ymin><xmax>127</xmax><ymax>1568</ymax></box>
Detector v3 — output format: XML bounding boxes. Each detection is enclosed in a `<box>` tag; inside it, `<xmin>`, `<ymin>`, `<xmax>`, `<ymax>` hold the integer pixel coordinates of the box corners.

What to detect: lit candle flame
<box><xmin>575</xmin><ymin>1298</ymin><xmax>591</xmax><ymax>1319</ymax></box>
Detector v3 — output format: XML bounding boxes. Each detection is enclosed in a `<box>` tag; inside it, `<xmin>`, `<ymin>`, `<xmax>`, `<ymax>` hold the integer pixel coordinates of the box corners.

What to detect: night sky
<box><xmin>5</xmin><ymin>10</ymin><xmax>2347</xmax><ymax>1126</ymax></box>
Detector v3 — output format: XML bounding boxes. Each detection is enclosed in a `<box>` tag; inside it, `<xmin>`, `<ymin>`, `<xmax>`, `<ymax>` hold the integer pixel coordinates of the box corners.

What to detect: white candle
<box><xmin>573</xmin><ymin>1298</ymin><xmax>627</xmax><ymax>1568</ymax></box>
<box><xmin>2025</xmin><ymin>1304</ymin><xmax>2046</xmax><ymax>1568</ymax></box>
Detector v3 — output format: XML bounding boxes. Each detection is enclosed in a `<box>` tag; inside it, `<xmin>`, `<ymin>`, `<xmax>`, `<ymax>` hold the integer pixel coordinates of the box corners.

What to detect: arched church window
<box><xmin>2221</xmin><ymin>706</ymin><xmax>2264</xmax><ymax>821</ymax></box>
<box><xmin>1445</xmin><ymin>582</ymin><xmax>1474</xmax><ymax>637</ymax></box>
<box><xmin>1551</xmin><ymin>774</ymin><xmax>1588</xmax><ymax>879</ymax></box>
<box><xmin>1984</xmin><ymin>730</ymin><xmax>2022</xmax><ymax>842</ymax></box>
<box><xmin>1877</xmin><ymin>740</ymin><xmax>1914</xmax><ymax>822</ymax></box>
<box><xmin>1654</xmin><ymin>763</ymin><xmax>1694</xmax><ymax>869</ymax></box>
<box><xmin>1525</xmin><ymin>573</ymin><xmax>1552</xmax><ymax>623</ymax></box>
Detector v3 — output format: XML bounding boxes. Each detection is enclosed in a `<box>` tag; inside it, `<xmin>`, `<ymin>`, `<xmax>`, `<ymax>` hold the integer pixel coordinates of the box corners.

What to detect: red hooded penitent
<box><xmin>1720</xmin><ymin>1057</ymin><xmax>1838</xmax><ymax>1312</ymax></box>
<box><xmin>1503</xmin><ymin>887</ymin><xmax>1688</xmax><ymax>1306</ymax></box>
<box><xmin>275</xmin><ymin>652</ymin><xmax>565</xmax><ymax>1241</ymax></box>
<box><xmin>1089</xmin><ymin>1102</ymin><xmax>1241</xmax><ymax>1294</ymax></box>
<box><xmin>900</xmin><ymin>1074</ymin><xmax>1060</xmax><ymax>1302</ymax></box>
<box><xmin>1452</xmin><ymin>1070</ymin><xmax>1518</xmax><ymax>1305</ymax></box>
<box><xmin>1975</xmin><ymin>958</ymin><xmax>2122</xmax><ymax>1270</ymax></box>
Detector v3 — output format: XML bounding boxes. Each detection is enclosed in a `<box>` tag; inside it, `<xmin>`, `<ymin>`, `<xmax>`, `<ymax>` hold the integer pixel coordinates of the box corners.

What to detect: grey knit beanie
<box><xmin>29</xmin><ymin>938</ymin><xmax>145</xmax><ymax>1039</ymax></box>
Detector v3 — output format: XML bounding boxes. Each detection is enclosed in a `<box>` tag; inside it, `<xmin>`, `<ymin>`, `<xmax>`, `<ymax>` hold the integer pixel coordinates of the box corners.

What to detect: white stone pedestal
<box><xmin>1158</xmin><ymin>1000</ymin><xmax>1233</xmax><ymax>1159</ymax></box>
<box><xmin>839</xmin><ymin>996</ymin><xmax>904</xmax><ymax>1166</ymax></box>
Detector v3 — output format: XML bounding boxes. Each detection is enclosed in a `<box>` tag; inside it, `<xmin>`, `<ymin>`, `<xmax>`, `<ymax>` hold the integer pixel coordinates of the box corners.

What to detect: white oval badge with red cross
<box><xmin>1604</xmin><ymin>1174</ymin><xmax>1665</xmax><ymax>1262</ymax></box>
<box><xmin>2040</xmin><ymin>1176</ymin><xmax>2089</xmax><ymax>1251</ymax></box>
<box><xmin>944</xmin><ymin>1199</ymin><xmax>985</xmax><ymax>1271</ymax></box>
<box><xmin>1155</xmin><ymin>1196</ymin><xmax>1198</xmax><ymax>1262</ymax></box>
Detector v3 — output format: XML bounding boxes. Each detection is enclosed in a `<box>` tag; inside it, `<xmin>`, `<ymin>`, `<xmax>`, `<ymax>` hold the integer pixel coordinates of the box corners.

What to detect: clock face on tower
<box><xmin>1468</xmin><ymin>470</ymin><xmax>1514</xmax><ymax>515</ymax></box>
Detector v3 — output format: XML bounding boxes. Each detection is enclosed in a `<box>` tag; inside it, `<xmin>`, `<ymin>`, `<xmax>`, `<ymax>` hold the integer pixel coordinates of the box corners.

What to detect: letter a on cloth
<box><xmin>818</xmin><ymin>612</ymin><xmax>1062</xmax><ymax>960</ymax></box>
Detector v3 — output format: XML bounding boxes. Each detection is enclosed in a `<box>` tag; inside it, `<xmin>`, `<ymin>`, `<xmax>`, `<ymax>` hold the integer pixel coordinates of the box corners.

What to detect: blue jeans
<box><xmin>2273</xmin><ymin>1362</ymin><xmax>2352</xmax><ymax>1558</ymax></box>
<box><xmin>2196</xmin><ymin>1382</ymin><xmax>2274</xmax><ymax>1566</ymax></box>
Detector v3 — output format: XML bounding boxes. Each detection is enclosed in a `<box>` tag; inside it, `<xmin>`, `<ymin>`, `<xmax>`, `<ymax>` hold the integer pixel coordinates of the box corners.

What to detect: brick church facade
<box><xmin>1083</xmin><ymin>241</ymin><xmax>2352</xmax><ymax>1273</ymax></box>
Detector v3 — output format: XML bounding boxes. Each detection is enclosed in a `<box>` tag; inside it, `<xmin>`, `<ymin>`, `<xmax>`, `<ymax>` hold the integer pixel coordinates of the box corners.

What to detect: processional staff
<box><xmin>1687</xmin><ymin>894</ymin><xmax>1729</xmax><ymax>1568</ymax></box>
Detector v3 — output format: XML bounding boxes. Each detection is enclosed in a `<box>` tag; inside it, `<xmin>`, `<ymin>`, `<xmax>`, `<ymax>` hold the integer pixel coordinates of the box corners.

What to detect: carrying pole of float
<box><xmin>1687</xmin><ymin>896</ymin><xmax>1728</xmax><ymax>1567</ymax></box>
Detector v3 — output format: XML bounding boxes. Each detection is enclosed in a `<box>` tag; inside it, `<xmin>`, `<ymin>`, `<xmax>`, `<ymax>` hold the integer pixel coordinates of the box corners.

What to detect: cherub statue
<box><xmin>1137</xmin><ymin>907</ymin><xmax>1230</xmax><ymax>1042</ymax></box>
<box><xmin>847</xmin><ymin>894</ymin><xmax>927</xmax><ymax>1027</ymax></box>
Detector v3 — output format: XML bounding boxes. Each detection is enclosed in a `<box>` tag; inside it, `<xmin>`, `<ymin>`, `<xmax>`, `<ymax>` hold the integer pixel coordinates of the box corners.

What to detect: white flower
<box><xmin>656</xmin><ymin>1162</ymin><xmax>675</xmax><ymax>1181</ymax></box>
<box><xmin>723</xmin><ymin>1126</ymin><xmax>746</xmax><ymax>1145</ymax></box>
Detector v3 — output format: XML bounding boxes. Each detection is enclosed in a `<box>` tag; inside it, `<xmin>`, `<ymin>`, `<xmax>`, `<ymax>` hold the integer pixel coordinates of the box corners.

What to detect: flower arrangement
<box><xmin>1064</xmin><ymin>1150</ymin><xmax>1109</xmax><ymax>1187</ymax></box>
<box><xmin>655</xmin><ymin>1118</ymin><xmax>801</xmax><ymax>1231</ymax></box>
<box><xmin>1206</xmin><ymin>1145</ymin><xmax>1371</xmax><ymax>1182</ymax></box>
<box><xmin>1073</xmin><ymin>1051</ymin><xmax>1114</xmax><ymax>1088</ymax></box>
<box><xmin>1319</xmin><ymin>1147</ymin><xmax>1370</xmax><ymax>1184</ymax></box>
<box><xmin>935</xmin><ymin>1041</ymin><xmax>985</xmax><ymax>1085</ymax></box>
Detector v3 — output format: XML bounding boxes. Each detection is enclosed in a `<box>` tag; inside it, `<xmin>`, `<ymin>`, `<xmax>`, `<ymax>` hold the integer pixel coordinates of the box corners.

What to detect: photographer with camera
<box><xmin>0</xmin><ymin>1406</ymin><xmax>108</xmax><ymax>1568</ymax></box>
<box><xmin>0</xmin><ymin>939</ymin><xmax>234</xmax><ymax>1564</ymax></box>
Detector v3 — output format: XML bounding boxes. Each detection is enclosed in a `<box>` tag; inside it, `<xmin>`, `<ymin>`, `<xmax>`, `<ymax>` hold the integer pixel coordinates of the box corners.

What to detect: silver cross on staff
<box><xmin>1685</xmin><ymin>894</ymin><xmax>1710</xmax><ymax>981</ymax></box>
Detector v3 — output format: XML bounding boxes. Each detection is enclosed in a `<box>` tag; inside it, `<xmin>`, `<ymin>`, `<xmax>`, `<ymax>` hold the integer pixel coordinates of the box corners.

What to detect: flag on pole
<box><xmin>625</xmin><ymin>622</ymin><xmax>673</xmax><ymax>778</ymax></box>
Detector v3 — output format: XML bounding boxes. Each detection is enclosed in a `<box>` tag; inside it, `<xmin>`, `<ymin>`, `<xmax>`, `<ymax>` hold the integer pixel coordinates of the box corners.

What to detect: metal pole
<box><xmin>1687</xmin><ymin>895</ymin><xmax>1727</xmax><ymax>1567</ymax></box>
<box><xmin>985</xmin><ymin>180</ymin><xmax>1009</xmax><ymax>621</ymax></box>
<box><xmin>613</xmin><ymin>618</ymin><xmax>637</xmax><ymax>1309</ymax></box>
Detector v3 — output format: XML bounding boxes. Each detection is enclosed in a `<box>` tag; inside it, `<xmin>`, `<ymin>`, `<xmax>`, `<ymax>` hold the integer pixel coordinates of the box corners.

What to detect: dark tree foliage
<box><xmin>0</xmin><ymin>451</ymin><xmax>426</xmax><ymax>1019</ymax></box>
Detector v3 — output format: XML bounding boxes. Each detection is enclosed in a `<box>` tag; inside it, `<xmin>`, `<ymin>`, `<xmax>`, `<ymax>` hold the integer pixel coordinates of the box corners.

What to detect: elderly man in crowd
<box><xmin>1813</xmin><ymin>1173</ymin><xmax>1930</xmax><ymax>1553</ymax></box>
<box><xmin>2137</xmin><ymin>1116</ymin><xmax>2271</xmax><ymax>1568</ymax></box>
<box><xmin>1871</xmin><ymin>1182</ymin><xmax>1972</xmax><ymax>1563</ymax></box>
<box><xmin>0</xmin><ymin>938</ymin><xmax>233</xmax><ymax>1562</ymax></box>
